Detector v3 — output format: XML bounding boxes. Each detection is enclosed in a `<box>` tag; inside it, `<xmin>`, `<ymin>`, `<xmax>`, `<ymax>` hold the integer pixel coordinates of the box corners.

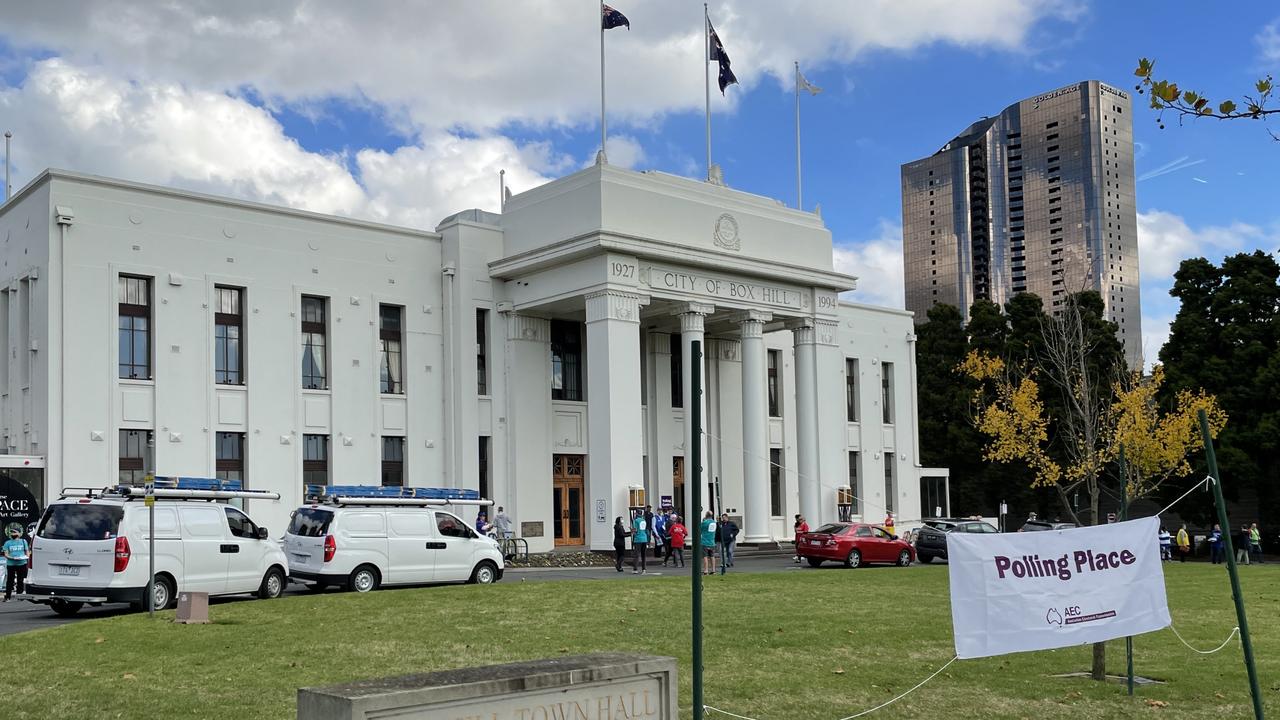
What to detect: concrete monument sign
<box><xmin>298</xmin><ymin>653</ymin><xmax>676</xmax><ymax>720</ymax></box>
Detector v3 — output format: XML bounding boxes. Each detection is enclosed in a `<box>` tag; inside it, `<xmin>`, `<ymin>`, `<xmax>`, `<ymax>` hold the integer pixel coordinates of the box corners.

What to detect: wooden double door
<box><xmin>552</xmin><ymin>454</ymin><xmax>585</xmax><ymax>546</ymax></box>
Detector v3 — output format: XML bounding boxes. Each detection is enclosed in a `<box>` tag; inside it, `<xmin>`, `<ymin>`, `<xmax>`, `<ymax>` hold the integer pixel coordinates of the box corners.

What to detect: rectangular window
<box><xmin>769</xmin><ymin>449</ymin><xmax>783</xmax><ymax>517</ymax></box>
<box><xmin>475</xmin><ymin>309</ymin><xmax>489</xmax><ymax>396</ymax></box>
<box><xmin>845</xmin><ymin>358</ymin><xmax>859</xmax><ymax>422</ymax></box>
<box><xmin>382</xmin><ymin>436</ymin><xmax>405</xmax><ymax>487</ymax></box>
<box><xmin>118</xmin><ymin>275</ymin><xmax>152</xmax><ymax>379</ymax></box>
<box><xmin>303</xmin><ymin>434</ymin><xmax>329</xmax><ymax>488</ymax></box>
<box><xmin>214</xmin><ymin>286</ymin><xmax>244</xmax><ymax>385</ymax></box>
<box><xmin>670</xmin><ymin>333</ymin><xmax>683</xmax><ymax>408</ymax></box>
<box><xmin>301</xmin><ymin>296</ymin><xmax>328</xmax><ymax>390</ymax></box>
<box><xmin>477</xmin><ymin>436</ymin><xmax>490</xmax><ymax>499</ymax></box>
<box><xmin>767</xmin><ymin>349</ymin><xmax>780</xmax><ymax>417</ymax></box>
<box><xmin>119</xmin><ymin>429</ymin><xmax>154</xmax><ymax>486</ymax></box>
<box><xmin>881</xmin><ymin>362</ymin><xmax>894</xmax><ymax>424</ymax></box>
<box><xmin>379</xmin><ymin>304</ymin><xmax>404</xmax><ymax>394</ymax></box>
<box><xmin>847</xmin><ymin>451</ymin><xmax>860</xmax><ymax>514</ymax></box>
<box><xmin>216</xmin><ymin>431</ymin><xmax>245</xmax><ymax>483</ymax></box>
<box><xmin>884</xmin><ymin>456</ymin><xmax>896</xmax><ymax>514</ymax></box>
<box><xmin>550</xmin><ymin>320</ymin><xmax>583</xmax><ymax>401</ymax></box>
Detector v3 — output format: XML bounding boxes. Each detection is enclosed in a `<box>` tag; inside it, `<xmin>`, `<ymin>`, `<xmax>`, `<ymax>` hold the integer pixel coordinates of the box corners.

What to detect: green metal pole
<box><xmin>1119</xmin><ymin>446</ymin><xmax>1133</xmax><ymax>696</ymax></box>
<box><xmin>1198</xmin><ymin>409</ymin><xmax>1264</xmax><ymax>720</ymax></box>
<box><xmin>691</xmin><ymin>340</ymin><xmax>704</xmax><ymax>720</ymax></box>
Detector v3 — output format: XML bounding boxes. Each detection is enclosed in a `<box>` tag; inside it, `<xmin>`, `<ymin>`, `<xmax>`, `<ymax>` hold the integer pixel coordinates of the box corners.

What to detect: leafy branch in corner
<box><xmin>1134</xmin><ymin>58</ymin><xmax>1277</xmax><ymax>140</ymax></box>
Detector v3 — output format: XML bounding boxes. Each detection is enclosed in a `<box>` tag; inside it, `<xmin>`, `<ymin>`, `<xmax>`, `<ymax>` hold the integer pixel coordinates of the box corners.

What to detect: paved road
<box><xmin>0</xmin><ymin>553</ymin><xmax>932</xmax><ymax>637</ymax></box>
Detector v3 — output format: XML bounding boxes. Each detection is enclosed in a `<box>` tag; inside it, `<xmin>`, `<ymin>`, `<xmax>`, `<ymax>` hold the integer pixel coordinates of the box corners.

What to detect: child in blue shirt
<box><xmin>3</xmin><ymin>527</ymin><xmax>30</xmax><ymax>601</ymax></box>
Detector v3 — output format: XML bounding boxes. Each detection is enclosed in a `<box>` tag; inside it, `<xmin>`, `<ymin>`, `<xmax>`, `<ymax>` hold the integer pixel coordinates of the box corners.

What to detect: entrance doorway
<box><xmin>552</xmin><ymin>454</ymin><xmax>585</xmax><ymax>546</ymax></box>
<box><xmin>672</xmin><ymin>457</ymin><xmax>685</xmax><ymax>519</ymax></box>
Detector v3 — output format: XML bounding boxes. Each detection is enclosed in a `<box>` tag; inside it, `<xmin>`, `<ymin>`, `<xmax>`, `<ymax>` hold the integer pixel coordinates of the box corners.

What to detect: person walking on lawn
<box><xmin>700</xmin><ymin>511</ymin><xmax>718</xmax><ymax>576</ymax></box>
<box><xmin>719</xmin><ymin>513</ymin><xmax>739</xmax><ymax>570</ymax></box>
<box><xmin>1250</xmin><ymin>523</ymin><xmax>1263</xmax><ymax>563</ymax></box>
<box><xmin>631</xmin><ymin>510</ymin><xmax>650</xmax><ymax>574</ymax></box>
<box><xmin>668</xmin><ymin>515</ymin><xmax>688</xmax><ymax>568</ymax></box>
<box><xmin>613</xmin><ymin>517</ymin><xmax>628</xmax><ymax>572</ymax></box>
<box><xmin>1176</xmin><ymin>524</ymin><xmax>1191</xmax><ymax>563</ymax></box>
<box><xmin>1236</xmin><ymin>525</ymin><xmax>1252</xmax><ymax>565</ymax></box>
<box><xmin>1209</xmin><ymin>524</ymin><xmax>1224</xmax><ymax>564</ymax></box>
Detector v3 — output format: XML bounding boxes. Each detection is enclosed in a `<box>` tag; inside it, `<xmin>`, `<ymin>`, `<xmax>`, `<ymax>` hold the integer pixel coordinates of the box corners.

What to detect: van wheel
<box><xmin>151</xmin><ymin>576</ymin><xmax>176</xmax><ymax>610</ymax></box>
<box><xmin>469</xmin><ymin>561</ymin><xmax>499</xmax><ymax>585</ymax></box>
<box><xmin>258</xmin><ymin>567</ymin><xmax>286</xmax><ymax>600</ymax></box>
<box><xmin>348</xmin><ymin>566</ymin><xmax>380</xmax><ymax>593</ymax></box>
<box><xmin>50</xmin><ymin>599</ymin><xmax>83</xmax><ymax>617</ymax></box>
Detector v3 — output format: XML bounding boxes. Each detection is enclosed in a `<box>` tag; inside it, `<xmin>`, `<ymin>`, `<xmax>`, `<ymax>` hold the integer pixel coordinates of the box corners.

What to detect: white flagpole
<box><xmin>599</xmin><ymin>0</ymin><xmax>608</xmax><ymax>164</ymax></box>
<box><xmin>704</xmin><ymin>3</ymin><xmax>711</xmax><ymax>181</ymax></box>
<box><xmin>795</xmin><ymin>61</ymin><xmax>802</xmax><ymax>210</ymax></box>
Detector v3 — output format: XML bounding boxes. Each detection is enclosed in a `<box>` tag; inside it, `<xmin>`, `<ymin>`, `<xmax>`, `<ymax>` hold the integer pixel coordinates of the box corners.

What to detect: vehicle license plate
<box><xmin>809</xmin><ymin>539</ymin><xmax>820</xmax><ymax>545</ymax></box>
<box><xmin>57</xmin><ymin>565</ymin><xmax>81</xmax><ymax>577</ymax></box>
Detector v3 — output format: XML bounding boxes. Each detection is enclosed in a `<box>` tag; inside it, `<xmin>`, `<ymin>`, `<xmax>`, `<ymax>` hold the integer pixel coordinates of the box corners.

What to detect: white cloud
<box><xmin>0</xmin><ymin>1</ymin><xmax>1085</xmax><ymax>134</ymax></box>
<box><xmin>1258</xmin><ymin>18</ymin><xmax>1280</xmax><ymax>62</ymax></box>
<box><xmin>0</xmin><ymin>59</ymin><xmax>560</xmax><ymax>228</ymax></box>
<box><xmin>581</xmin><ymin>135</ymin><xmax>648</xmax><ymax>170</ymax></box>
<box><xmin>1136</xmin><ymin>209</ymin><xmax>1279</xmax><ymax>281</ymax></box>
<box><xmin>833</xmin><ymin>220</ymin><xmax>904</xmax><ymax>309</ymax></box>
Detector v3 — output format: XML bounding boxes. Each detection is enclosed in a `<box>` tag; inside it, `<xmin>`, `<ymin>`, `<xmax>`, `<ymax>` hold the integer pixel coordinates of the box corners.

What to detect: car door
<box><xmin>430</xmin><ymin>511</ymin><xmax>476</xmax><ymax>582</ymax></box>
<box><xmin>852</xmin><ymin>525</ymin><xmax>875</xmax><ymax>560</ymax></box>
<box><xmin>386</xmin><ymin>511</ymin><xmax>434</xmax><ymax>585</ymax></box>
<box><xmin>222</xmin><ymin>506</ymin><xmax>266</xmax><ymax>594</ymax></box>
<box><xmin>178</xmin><ymin>506</ymin><xmax>230</xmax><ymax>594</ymax></box>
<box><xmin>870</xmin><ymin>526</ymin><xmax>896</xmax><ymax>562</ymax></box>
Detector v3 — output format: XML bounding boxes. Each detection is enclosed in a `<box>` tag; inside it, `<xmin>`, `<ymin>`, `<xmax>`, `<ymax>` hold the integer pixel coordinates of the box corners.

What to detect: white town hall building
<box><xmin>0</xmin><ymin>164</ymin><xmax>948</xmax><ymax>551</ymax></box>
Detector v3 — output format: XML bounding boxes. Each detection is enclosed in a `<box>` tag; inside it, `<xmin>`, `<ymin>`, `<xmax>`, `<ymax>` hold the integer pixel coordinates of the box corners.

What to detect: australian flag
<box><xmin>708</xmin><ymin>21</ymin><xmax>738</xmax><ymax>94</ymax></box>
<box><xmin>602</xmin><ymin>4</ymin><xmax>630</xmax><ymax>30</ymax></box>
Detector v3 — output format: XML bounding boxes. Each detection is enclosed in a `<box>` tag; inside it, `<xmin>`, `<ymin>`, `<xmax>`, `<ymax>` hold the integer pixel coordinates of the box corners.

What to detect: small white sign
<box><xmin>595</xmin><ymin>499</ymin><xmax>606</xmax><ymax>523</ymax></box>
<box><xmin>947</xmin><ymin>517</ymin><xmax>1170</xmax><ymax>659</ymax></box>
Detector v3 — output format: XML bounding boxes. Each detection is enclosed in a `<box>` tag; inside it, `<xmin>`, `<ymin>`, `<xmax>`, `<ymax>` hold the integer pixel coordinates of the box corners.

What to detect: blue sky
<box><xmin>1</xmin><ymin>1</ymin><xmax>1277</xmax><ymax>362</ymax></box>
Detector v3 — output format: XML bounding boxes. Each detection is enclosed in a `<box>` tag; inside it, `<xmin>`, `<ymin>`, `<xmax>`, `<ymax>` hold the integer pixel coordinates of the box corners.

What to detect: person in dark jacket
<box><xmin>719</xmin><ymin>513</ymin><xmax>739</xmax><ymax>570</ymax></box>
<box><xmin>613</xmin><ymin>517</ymin><xmax>628</xmax><ymax>572</ymax></box>
<box><xmin>1209</xmin><ymin>524</ymin><xmax>1224</xmax><ymax>564</ymax></box>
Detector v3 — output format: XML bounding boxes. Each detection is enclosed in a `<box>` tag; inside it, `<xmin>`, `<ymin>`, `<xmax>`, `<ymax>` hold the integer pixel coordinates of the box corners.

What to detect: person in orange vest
<box><xmin>884</xmin><ymin>511</ymin><xmax>896</xmax><ymax>538</ymax></box>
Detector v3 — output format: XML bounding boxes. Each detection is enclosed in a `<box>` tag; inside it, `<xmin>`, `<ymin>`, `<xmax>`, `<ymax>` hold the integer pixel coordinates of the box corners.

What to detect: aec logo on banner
<box><xmin>947</xmin><ymin>516</ymin><xmax>1170</xmax><ymax>659</ymax></box>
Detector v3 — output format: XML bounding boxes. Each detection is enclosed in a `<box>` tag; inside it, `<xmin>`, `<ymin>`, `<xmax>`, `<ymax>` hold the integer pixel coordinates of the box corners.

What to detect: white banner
<box><xmin>948</xmin><ymin>516</ymin><xmax>1171</xmax><ymax>659</ymax></box>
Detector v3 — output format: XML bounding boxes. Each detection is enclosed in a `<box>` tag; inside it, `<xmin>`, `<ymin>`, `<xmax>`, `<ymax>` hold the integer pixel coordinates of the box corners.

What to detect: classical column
<box><xmin>502</xmin><ymin>313</ymin><xmax>553</xmax><ymax>552</ymax></box>
<box><xmin>791</xmin><ymin>320</ymin><xmax>820</xmax><ymax>527</ymax></box>
<box><xmin>736</xmin><ymin>310</ymin><xmax>772</xmax><ymax>543</ymax></box>
<box><xmin>585</xmin><ymin>290</ymin><xmax>646</xmax><ymax>551</ymax></box>
<box><xmin>678</xmin><ymin>302</ymin><xmax>714</xmax><ymax>519</ymax></box>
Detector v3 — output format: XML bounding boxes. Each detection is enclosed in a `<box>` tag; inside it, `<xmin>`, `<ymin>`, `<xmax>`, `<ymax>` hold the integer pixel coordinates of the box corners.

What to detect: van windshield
<box><xmin>37</xmin><ymin>505</ymin><xmax>125</xmax><ymax>540</ymax></box>
<box><xmin>288</xmin><ymin>508</ymin><xmax>334</xmax><ymax>537</ymax></box>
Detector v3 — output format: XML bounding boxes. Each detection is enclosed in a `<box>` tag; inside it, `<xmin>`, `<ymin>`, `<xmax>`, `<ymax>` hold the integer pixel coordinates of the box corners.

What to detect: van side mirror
<box><xmin>257</xmin><ymin>527</ymin><xmax>269</xmax><ymax>540</ymax></box>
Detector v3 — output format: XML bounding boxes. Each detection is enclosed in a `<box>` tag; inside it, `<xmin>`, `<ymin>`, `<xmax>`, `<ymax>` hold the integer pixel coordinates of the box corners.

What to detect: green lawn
<box><xmin>3</xmin><ymin>563</ymin><xmax>1277</xmax><ymax>719</ymax></box>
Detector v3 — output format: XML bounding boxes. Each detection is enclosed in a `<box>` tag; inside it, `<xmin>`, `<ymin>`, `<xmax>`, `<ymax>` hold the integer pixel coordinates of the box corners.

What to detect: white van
<box><xmin>24</xmin><ymin>484</ymin><xmax>288</xmax><ymax>616</ymax></box>
<box><xmin>284</xmin><ymin>500</ymin><xmax>504</xmax><ymax>592</ymax></box>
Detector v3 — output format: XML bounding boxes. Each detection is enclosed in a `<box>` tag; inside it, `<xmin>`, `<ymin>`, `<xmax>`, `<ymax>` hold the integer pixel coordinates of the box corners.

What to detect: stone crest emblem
<box><xmin>713</xmin><ymin>213</ymin><xmax>740</xmax><ymax>251</ymax></box>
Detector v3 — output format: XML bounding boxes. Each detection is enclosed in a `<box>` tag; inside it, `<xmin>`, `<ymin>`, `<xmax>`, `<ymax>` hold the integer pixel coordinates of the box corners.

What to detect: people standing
<box><xmin>1176</xmin><ymin>523</ymin><xmax>1190</xmax><ymax>563</ymax></box>
<box><xmin>1158</xmin><ymin>526</ymin><xmax>1172</xmax><ymax>562</ymax></box>
<box><xmin>793</xmin><ymin>514</ymin><xmax>809</xmax><ymax>564</ymax></box>
<box><xmin>1236</xmin><ymin>525</ymin><xmax>1252</xmax><ymax>565</ymax></box>
<box><xmin>613</xmin><ymin>517</ymin><xmax>627</xmax><ymax>572</ymax></box>
<box><xmin>474</xmin><ymin>511</ymin><xmax>491</xmax><ymax>537</ymax></box>
<box><xmin>1209</xmin><ymin>524</ymin><xmax>1224</xmax><ymax>564</ymax></box>
<box><xmin>700</xmin><ymin>511</ymin><xmax>718</xmax><ymax>576</ymax></box>
<box><xmin>660</xmin><ymin>510</ymin><xmax>675</xmax><ymax>566</ymax></box>
<box><xmin>652</xmin><ymin>510</ymin><xmax>667</xmax><ymax>562</ymax></box>
<box><xmin>1249</xmin><ymin>523</ymin><xmax>1263</xmax><ymax>564</ymax></box>
<box><xmin>3</xmin><ymin>526</ymin><xmax>29</xmax><ymax>601</ymax></box>
<box><xmin>669</xmin><ymin>515</ymin><xmax>688</xmax><ymax>568</ymax></box>
<box><xmin>644</xmin><ymin>506</ymin><xmax>655</xmax><ymax>558</ymax></box>
<box><xmin>884</xmin><ymin>512</ymin><xmax>896</xmax><ymax>538</ymax></box>
<box><xmin>719</xmin><ymin>513</ymin><xmax>739</xmax><ymax>570</ymax></box>
<box><xmin>493</xmin><ymin>507</ymin><xmax>512</xmax><ymax>540</ymax></box>
<box><xmin>631</xmin><ymin>510</ymin><xmax>649</xmax><ymax>574</ymax></box>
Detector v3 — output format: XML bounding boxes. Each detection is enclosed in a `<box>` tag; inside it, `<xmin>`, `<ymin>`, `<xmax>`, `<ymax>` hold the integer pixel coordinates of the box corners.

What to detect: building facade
<box><xmin>901</xmin><ymin>80</ymin><xmax>1142</xmax><ymax>367</ymax></box>
<box><xmin>0</xmin><ymin>166</ymin><xmax>946</xmax><ymax>552</ymax></box>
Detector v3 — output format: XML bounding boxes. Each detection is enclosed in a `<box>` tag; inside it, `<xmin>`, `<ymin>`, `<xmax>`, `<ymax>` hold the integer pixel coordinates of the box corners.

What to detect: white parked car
<box><xmin>284</xmin><ymin>501</ymin><xmax>504</xmax><ymax>592</ymax></box>
<box><xmin>25</xmin><ymin>486</ymin><xmax>288</xmax><ymax>616</ymax></box>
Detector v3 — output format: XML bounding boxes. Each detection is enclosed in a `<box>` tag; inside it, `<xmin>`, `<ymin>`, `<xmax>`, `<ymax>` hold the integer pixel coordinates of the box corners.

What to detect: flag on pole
<box><xmin>797</xmin><ymin>70</ymin><xmax>822</xmax><ymax>95</ymax></box>
<box><xmin>602</xmin><ymin>4</ymin><xmax>630</xmax><ymax>30</ymax></box>
<box><xmin>708</xmin><ymin>21</ymin><xmax>738</xmax><ymax>94</ymax></box>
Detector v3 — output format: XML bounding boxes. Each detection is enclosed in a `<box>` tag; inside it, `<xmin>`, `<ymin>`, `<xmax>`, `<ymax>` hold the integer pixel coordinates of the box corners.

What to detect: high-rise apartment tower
<box><xmin>901</xmin><ymin>80</ymin><xmax>1141</xmax><ymax>367</ymax></box>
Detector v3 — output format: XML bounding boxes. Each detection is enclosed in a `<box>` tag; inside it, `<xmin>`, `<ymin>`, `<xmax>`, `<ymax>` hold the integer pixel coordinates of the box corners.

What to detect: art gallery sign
<box><xmin>947</xmin><ymin>517</ymin><xmax>1171</xmax><ymax>659</ymax></box>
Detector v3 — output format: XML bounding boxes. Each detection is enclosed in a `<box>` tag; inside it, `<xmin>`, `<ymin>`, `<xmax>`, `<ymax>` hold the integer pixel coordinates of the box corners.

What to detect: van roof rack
<box><xmin>305</xmin><ymin>484</ymin><xmax>492</xmax><ymax>507</ymax></box>
<box><xmin>59</xmin><ymin>477</ymin><xmax>280</xmax><ymax>502</ymax></box>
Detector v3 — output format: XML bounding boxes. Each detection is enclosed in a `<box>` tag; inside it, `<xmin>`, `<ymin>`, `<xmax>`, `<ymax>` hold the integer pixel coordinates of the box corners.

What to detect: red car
<box><xmin>797</xmin><ymin>522</ymin><xmax>915</xmax><ymax>568</ymax></box>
